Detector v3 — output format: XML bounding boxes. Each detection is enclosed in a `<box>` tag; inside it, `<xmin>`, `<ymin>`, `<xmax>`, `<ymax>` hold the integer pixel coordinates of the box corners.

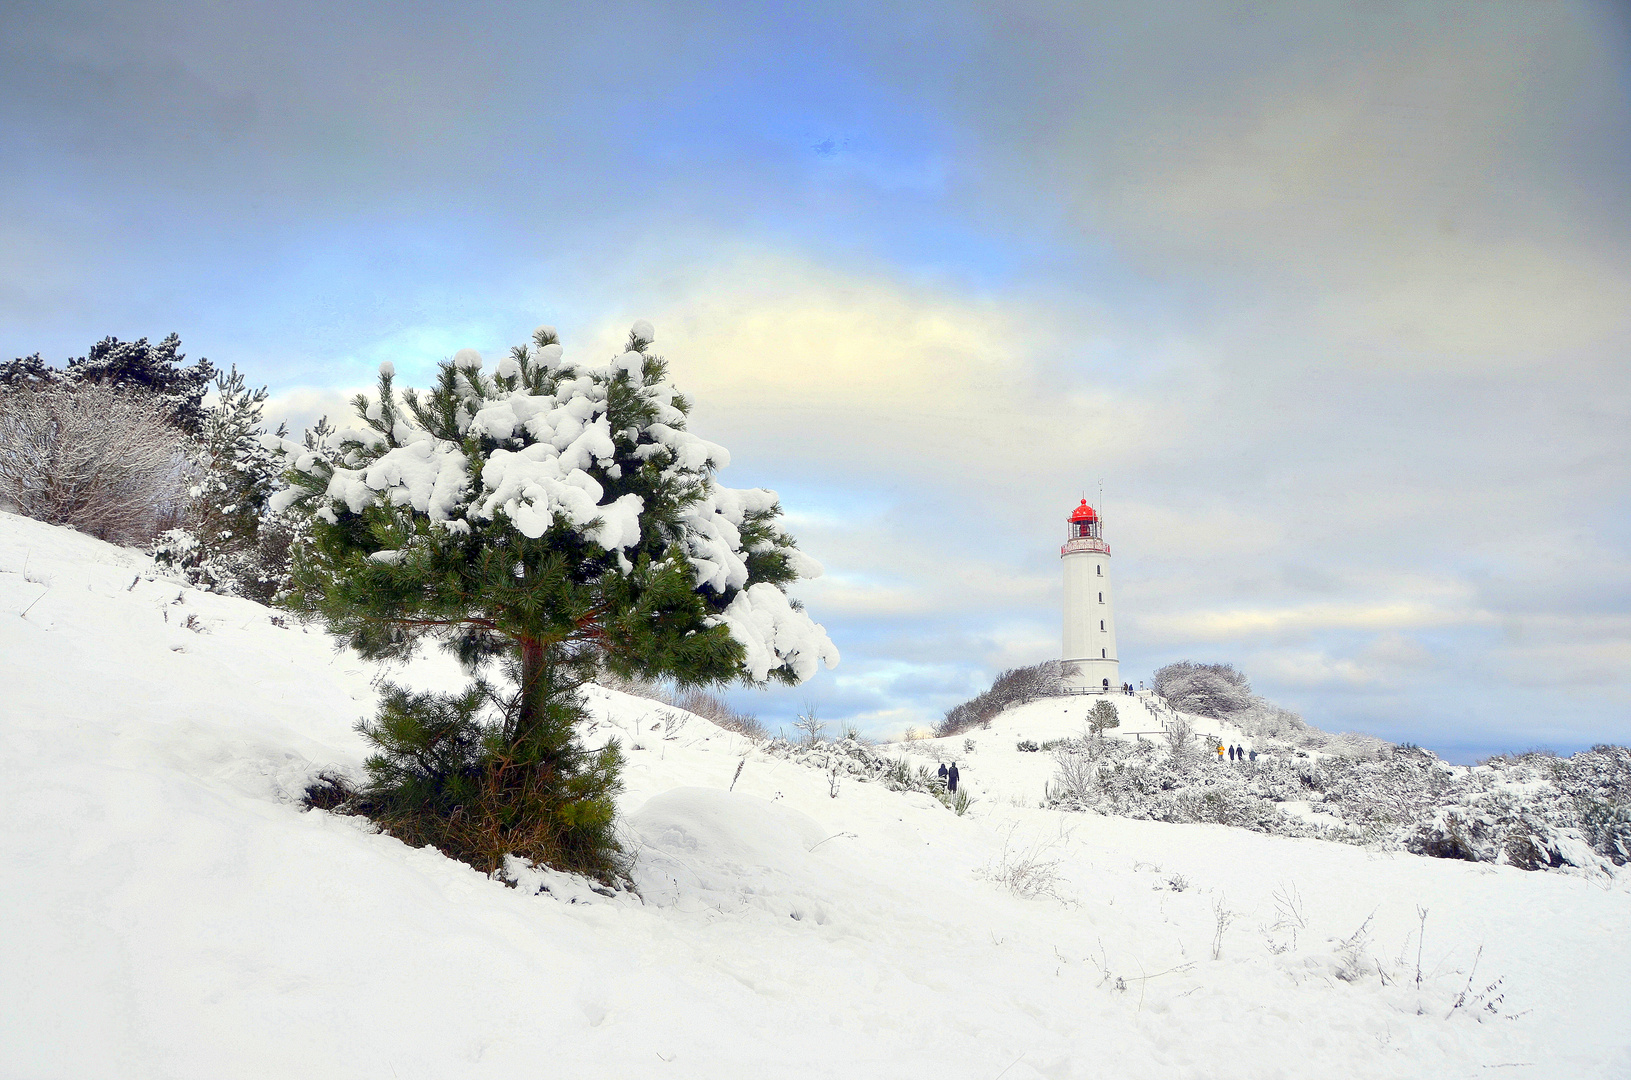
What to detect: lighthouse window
<box><xmin>1098</xmin><ymin>592</ymin><xmax>1103</xmax><ymax>603</ymax></box>
<box><xmin>1101</xmin><ymin>649</ymin><xmax>1107</xmax><ymax>659</ymax></box>
<box><xmin>1100</xmin><ymin>620</ymin><xmax>1105</xmax><ymax>631</ymax></box>
<box><xmin>1096</xmin><ymin>564</ymin><xmax>1102</xmax><ymax>576</ymax></box>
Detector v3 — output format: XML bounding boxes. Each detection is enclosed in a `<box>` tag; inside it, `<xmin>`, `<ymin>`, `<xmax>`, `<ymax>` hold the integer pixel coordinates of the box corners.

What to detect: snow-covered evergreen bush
<box><xmin>152</xmin><ymin>366</ymin><xmax>295</xmax><ymax>601</ymax></box>
<box><xmin>1088</xmin><ymin>699</ymin><xmax>1120</xmax><ymax>737</ymax></box>
<box><xmin>1164</xmin><ymin>713</ymin><xmax>1197</xmax><ymax>761</ymax></box>
<box><xmin>270</xmin><ymin>322</ymin><xmax>837</xmax><ymax>876</ymax></box>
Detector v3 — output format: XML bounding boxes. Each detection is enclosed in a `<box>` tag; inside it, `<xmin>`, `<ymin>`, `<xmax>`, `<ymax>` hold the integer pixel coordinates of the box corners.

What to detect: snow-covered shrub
<box><xmin>1154</xmin><ymin>660</ymin><xmax>1390</xmax><ymax>757</ymax></box>
<box><xmin>275</xmin><ymin>322</ymin><xmax>837</xmax><ymax>877</ymax></box>
<box><xmin>153</xmin><ymin>367</ymin><xmax>297</xmax><ymax>601</ymax></box>
<box><xmin>980</xmin><ymin>832</ymin><xmax>1064</xmax><ymax>901</ymax></box>
<box><xmin>1043</xmin><ymin>728</ymin><xmax>1629</xmax><ymax>877</ymax></box>
<box><xmin>1153</xmin><ymin>661</ymin><xmax>1253</xmax><ymax>718</ymax></box>
<box><xmin>760</xmin><ymin>738</ymin><xmax>964</xmax><ymax>809</ymax></box>
<box><xmin>1573</xmin><ymin>794</ymin><xmax>1631</xmax><ymax>866</ymax></box>
<box><xmin>1164</xmin><ymin>713</ymin><xmax>1197</xmax><ymax>762</ymax></box>
<box><xmin>1049</xmin><ymin>751</ymin><xmax>1095</xmax><ymax>801</ymax></box>
<box><xmin>794</xmin><ymin>708</ymin><xmax>827</xmax><ymax>746</ymax></box>
<box><xmin>1331</xmin><ymin>912</ymin><xmax>1373</xmax><ymax>982</ymax></box>
<box><xmin>937</xmin><ymin>660</ymin><xmax>1067</xmax><ymax>737</ymax></box>
<box><xmin>1088</xmin><ymin>699</ymin><xmax>1120</xmax><ymax>737</ymax></box>
<box><xmin>0</xmin><ymin>385</ymin><xmax>189</xmax><ymax>545</ymax></box>
<box><xmin>1</xmin><ymin>333</ymin><xmax>215</xmax><ymax>435</ymax></box>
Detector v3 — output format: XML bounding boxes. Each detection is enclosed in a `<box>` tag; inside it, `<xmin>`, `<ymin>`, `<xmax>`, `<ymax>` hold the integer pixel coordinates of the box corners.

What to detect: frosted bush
<box><xmin>1044</xmin><ymin>734</ymin><xmax>1628</xmax><ymax>876</ymax></box>
<box><xmin>938</xmin><ymin>661</ymin><xmax>1067</xmax><ymax>737</ymax></box>
<box><xmin>0</xmin><ymin>385</ymin><xmax>188</xmax><ymax>545</ymax></box>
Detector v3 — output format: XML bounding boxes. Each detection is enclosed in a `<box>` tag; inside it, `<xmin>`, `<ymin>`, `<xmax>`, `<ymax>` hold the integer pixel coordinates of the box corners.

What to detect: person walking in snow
<box><xmin>937</xmin><ymin>762</ymin><xmax>949</xmax><ymax>787</ymax></box>
<box><xmin>948</xmin><ymin>763</ymin><xmax>960</xmax><ymax>793</ymax></box>
<box><xmin>1248</xmin><ymin>749</ymin><xmax>1258</xmax><ymax>763</ymax></box>
<box><xmin>1229</xmin><ymin>745</ymin><xmax>1237</xmax><ymax>762</ymax></box>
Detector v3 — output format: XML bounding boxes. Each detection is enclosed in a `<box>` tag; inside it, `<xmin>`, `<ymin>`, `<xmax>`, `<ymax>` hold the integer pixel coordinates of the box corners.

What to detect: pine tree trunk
<box><xmin>518</xmin><ymin>635</ymin><xmax>546</xmax><ymax>746</ymax></box>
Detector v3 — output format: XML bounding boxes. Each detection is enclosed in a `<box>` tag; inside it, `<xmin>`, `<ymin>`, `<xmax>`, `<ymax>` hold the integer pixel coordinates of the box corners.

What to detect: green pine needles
<box><xmin>271</xmin><ymin>322</ymin><xmax>837</xmax><ymax>877</ymax></box>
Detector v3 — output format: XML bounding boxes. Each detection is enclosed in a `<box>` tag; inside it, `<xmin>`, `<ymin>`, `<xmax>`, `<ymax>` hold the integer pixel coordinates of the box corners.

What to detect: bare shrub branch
<box><xmin>1211</xmin><ymin>896</ymin><xmax>1236</xmax><ymax>960</ymax></box>
<box><xmin>1163</xmin><ymin>713</ymin><xmax>1196</xmax><ymax>761</ymax></box>
<box><xmin>794</xmin><ymin>706</ymin><xmax>826</xmax><ymax>747</ymax></box>
<box><xmin>1050</xmin><ymin>751</ymin><xmax>1095</xmax><ymax>802</ymax></box>
<box><xmin>597</xmin><ymin>671</ymin><xmax>768</xmax><ymax>740</ymax></box>
<box><xmin>980</xmin><ymin>827</ymin><xmax>1067</xmax><ymax>901</ymax></box>
<box><xmin>0</xmin><ymin>385</ymin><xmax>187</xmax><ymax>545</ymax></box>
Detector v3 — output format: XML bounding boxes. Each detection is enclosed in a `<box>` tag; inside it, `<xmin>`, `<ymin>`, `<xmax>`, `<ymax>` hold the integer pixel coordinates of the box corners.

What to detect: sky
<box><xmin>3</xmin><ymin>1</ymin><xmax>1628</xmax><ymax>761</ymax></box>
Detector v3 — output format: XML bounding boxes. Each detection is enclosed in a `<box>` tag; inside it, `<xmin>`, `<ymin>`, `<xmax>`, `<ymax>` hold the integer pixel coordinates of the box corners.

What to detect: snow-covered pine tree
<box><xmin>153</xmin><ymin>366</ymin><xmax>295</xmax><ymax>601</ymax></box>
<box><xmin>269</xmin><ymin>322</ymin><xmax>837</xmax><ymax>876</ymax></box>
<box><xmin>1089</xmin><ymin>699</ymin><xmax>1120</xmax><ymax>737</ymax></box>
<box><xmin>0</xmin><ymin>353</ymin><xmax>56</xmax><ymax>389</ymax></box>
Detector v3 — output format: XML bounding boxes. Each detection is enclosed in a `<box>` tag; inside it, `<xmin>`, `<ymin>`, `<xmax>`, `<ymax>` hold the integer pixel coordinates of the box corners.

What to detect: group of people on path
<box><xmin>937</xmin><ymin>761</ymin><xmax>960</xmax><ymax>792</ymax></box>
<box><xmin>1219</xmin><ymin>744</ymin><xmax>1257</xmax><ymax>763</ymax></box>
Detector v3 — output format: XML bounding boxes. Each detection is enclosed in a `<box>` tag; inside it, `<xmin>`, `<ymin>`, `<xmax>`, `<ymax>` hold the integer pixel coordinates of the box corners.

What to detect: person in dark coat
<box><xmin>937</xmin><ymin>762</ymin><xmax>949</xmax><ymax>787</ymax></box>
<box><xmin>1248</xmin><ymin>750</ymin><xmax>1258</xmax><ymax>763</ymax></box>
<box><xmin>948</xmin><ymin>763</ymin><xmax>960</xmax><ymax>793</ymax></box>
<box><xmin>1228</xmin><ymin>745</ymin><xmax>1237</xmax><ymax>761</ymax></box>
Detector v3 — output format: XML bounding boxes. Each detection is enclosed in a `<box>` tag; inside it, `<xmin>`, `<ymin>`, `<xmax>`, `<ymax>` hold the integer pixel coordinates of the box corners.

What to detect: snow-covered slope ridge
<box><xmin>896</xmin><ymin>691</ymin><xmax>1628</xmax><ymax>875</ymax></box>
<box><xmin>2</xmin><ymin>510</ymin><xmax>1629</xmax><ymax>1079</ymax></box>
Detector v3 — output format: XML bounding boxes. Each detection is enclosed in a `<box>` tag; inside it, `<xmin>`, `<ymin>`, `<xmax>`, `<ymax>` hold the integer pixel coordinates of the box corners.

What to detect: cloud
<box><xmin>264</xmin><ymin>387</ymin><xmax>366</xmax><ymax>443</ymax></box>
<box><xmin>1139</xmin><ymin>602</ymin><xmax>1490</xmax><ymax>641</ymax></box>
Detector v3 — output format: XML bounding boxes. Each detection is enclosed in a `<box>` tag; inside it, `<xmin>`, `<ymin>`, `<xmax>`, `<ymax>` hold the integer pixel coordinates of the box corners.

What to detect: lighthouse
<box><xmin>1061</xmin><ymin>499</ymin><xmax>1119</xmax><ymax>692</ymax></box>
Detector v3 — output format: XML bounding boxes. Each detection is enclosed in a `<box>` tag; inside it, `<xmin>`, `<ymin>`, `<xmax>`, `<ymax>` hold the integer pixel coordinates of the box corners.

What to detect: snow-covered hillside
<box><xmin>892</xmin><ymin>687</ymin><xmax>1630</xmax><ymax>876</ymax></box>
<box><xmin>2</xmin><ymin>510</ymin><xmax>1629</xmax><ymax>1079</ymax></box>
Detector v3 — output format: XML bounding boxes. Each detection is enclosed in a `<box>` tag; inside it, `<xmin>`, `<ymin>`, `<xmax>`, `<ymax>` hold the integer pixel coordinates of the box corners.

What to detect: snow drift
<box><xmin>2</xmin><ymin>510</ymin><xmax>1629</xmax><ymax>1079</ymax></box>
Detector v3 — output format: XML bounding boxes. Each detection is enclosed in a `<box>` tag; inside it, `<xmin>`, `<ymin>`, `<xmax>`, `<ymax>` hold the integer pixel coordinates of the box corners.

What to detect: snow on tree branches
<box><xmin>153</xmin><ymin>366</ymin><xmax>296</xmax><ymax>601</ymax></box>
<box><xmin>269</xmin><ymin>322</ymin><xmax>836</xmax><ymax>876</ymax></box>
<box><xmin>267</xmin><ymin>323</ymin><xmax>837</xmax><ymax>686</ymax></box>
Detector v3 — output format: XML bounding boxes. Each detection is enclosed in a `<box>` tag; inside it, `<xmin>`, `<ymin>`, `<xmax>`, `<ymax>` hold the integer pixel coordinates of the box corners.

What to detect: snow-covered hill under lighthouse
<box><xmin>2</xmin><ymin>509</ymin><xmax>1629</xmax><ymax>1080</ymax></box>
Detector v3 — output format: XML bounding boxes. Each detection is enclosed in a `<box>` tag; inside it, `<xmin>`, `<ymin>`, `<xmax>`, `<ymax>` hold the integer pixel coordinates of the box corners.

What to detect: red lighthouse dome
<box><xmin>1064</xmin><ymin>498</ymin><xmax>1105</xmax><ymax>547</ymax></box>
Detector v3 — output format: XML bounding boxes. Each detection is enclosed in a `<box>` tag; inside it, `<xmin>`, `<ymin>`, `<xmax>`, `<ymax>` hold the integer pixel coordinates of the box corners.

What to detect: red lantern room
<box><xmin>1067</xmin><ymin>499</ymin><xmax>1101</xmax><ymax>541</ymax></box>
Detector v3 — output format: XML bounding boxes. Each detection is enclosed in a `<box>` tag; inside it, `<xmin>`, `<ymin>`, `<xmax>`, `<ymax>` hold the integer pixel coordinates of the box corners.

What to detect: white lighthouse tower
<box><xmin>1061</xmin><ymin>499</ymin><xmax>1120</xmax><ymax>693</ymax></box>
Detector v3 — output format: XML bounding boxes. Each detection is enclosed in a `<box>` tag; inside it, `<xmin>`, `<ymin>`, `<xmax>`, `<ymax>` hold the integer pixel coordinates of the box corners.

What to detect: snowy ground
<box><xmin>880</xmin><ymin>693</ymin><xmax>1261</xmax><ymax>806</ymax></box>
<box><xmin>2</xmin><ymin>511</ymin><xmax>1629</xmax><ymax>1079</ymax></box>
